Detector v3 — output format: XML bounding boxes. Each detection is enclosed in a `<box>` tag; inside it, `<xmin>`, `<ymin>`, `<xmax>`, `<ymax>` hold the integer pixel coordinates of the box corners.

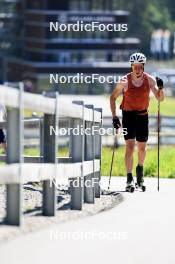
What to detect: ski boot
<box><xmin>126</xmin><ymin>173</ymin><xmax>135</xmax><ymax>193</ymax></box>
<box><xmin>135</xmin><ymin>165</ymin><xmax>146</xmax><ymax>192</ymax></box>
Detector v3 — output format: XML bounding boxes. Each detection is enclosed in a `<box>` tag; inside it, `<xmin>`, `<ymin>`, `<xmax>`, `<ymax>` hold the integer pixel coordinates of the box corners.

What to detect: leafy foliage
<box><xmin>115</xmin><ymin>0</ymin><xmax>175</xmax><ymax>54</ymax></box>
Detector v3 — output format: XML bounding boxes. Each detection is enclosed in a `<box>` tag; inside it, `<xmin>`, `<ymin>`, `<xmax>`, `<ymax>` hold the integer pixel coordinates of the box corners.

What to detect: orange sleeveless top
<box><xmin>120</xmin><ymin>73</ymin><xmax>150</xmax><ymax>111</ymax></box>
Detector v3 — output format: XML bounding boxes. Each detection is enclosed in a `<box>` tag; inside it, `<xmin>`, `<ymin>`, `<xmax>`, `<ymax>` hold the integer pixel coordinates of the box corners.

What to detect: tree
<box><xmin>115</xmin><ymin>0</ymin><xmax>173</xmax><ymax>54</ymax></box>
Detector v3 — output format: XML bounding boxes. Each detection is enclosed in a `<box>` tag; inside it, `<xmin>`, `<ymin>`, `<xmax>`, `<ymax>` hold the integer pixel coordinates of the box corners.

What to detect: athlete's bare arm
<box><xmin>110</xmin><ymin>77</ymin><xmax>128</xmax><ymax>117</ymax></box>
<box><xmin>148</xmin><ymin>75</ymin><xmax>165</xmax><ymax>101</ymax></box>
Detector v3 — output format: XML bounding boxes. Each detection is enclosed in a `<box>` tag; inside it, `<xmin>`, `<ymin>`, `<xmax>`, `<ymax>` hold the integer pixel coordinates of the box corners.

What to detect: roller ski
<box><xmin>135</xmin><ymin>165</ymin><xmax>146</xmax><ymax>192</ymax></box>
<box><xmin>126</xmin><ymin>173</ymin><xmax>135</xmax><ymax>193</ymax></box>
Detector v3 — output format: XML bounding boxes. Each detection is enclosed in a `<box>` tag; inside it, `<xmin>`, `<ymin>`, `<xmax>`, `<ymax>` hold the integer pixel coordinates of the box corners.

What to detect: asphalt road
<box><xmin>1</xmin><ymin>176</ymin><xmax>175</xmax><ymax>264</ymax></box>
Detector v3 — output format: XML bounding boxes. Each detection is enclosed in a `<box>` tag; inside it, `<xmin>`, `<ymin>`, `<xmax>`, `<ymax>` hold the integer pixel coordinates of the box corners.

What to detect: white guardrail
<box><xmin>0</xmin><ymin>84</ymin><xmax>102</xmax><ymax>226</ymax></box>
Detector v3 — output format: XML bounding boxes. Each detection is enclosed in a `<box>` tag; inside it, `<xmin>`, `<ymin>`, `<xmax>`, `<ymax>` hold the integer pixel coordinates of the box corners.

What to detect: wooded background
<box><xmin>116</xmin><ymin>0</ymin><xmax>175</xmax><ymax>54</ymax></box>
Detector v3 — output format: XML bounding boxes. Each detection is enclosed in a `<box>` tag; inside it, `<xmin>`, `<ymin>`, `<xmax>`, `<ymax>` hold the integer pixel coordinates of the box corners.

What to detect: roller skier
<box><xmin>110</xmin><ymin>53</ymin><xmax>164</xmax><ymax>192</ymax></box>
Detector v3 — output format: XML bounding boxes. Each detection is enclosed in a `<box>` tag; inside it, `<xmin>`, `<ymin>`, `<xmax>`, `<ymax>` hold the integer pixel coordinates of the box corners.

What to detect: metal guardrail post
<box><xmin>39</xmin><ymin>117</ymin><xmax>44</xmax><ymax>163</ymax></box>
<box><xmin>42</xmin><ymin>93</ymin><xmax>58</xmax><ymax>216</ymax></box>
<box><xmin>84</xmin><ymin>104</ymin><xmax>95</xmax><ymax>204</ymax></box>
<box><xmin>69</xmin><ymin>101</ymin><xmax>84</xmax><ymax>210</ymax></box>
<box><xmin>6</xmin><ymin>82</ymin><xmax>24</xmax><ymax>226</ymax></box>
<box><xmin>94</xmin><ymin>108</ymin><xmax>102</xmax><ymax>198</ymax></box>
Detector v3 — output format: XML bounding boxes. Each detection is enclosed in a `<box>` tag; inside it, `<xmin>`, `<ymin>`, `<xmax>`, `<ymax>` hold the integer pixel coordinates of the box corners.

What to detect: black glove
<box><xmin>112</xmin><ymin>116</ymin><xmax>121</xmax><ymax>129</ymax></box>
<box><xmin>156</xmin><ymin>77</ymin><xmax>164</xmax><ymax>90</ymax></box>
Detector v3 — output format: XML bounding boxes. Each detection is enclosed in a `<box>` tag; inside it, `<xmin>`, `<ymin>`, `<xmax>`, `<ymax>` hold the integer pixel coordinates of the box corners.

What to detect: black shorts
<box><xmin>122</xmin><ymin>111</ymin><xmax>149</xmax><ymax>142</ymax></box>
<box><xmin>0</xmin><ymin>129</ymin><xmax>6</xmax><ymax>143</ymax></box>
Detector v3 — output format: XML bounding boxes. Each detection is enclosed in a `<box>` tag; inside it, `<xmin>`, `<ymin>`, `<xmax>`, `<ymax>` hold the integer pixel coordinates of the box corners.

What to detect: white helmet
<box><xmin>129</xmin><ymin>52</ymin><xmax>146</xmax><ymax>64</ymax></box>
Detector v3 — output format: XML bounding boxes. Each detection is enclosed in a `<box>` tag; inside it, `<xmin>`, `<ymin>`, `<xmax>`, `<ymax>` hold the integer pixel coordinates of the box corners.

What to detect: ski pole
<box><xmin>156</xmin><ymin>76</ymin><xmax>163</xmax><ymax>192</ymax></box>
<box><xmin>108</xmin><ymin>136</ymin><xmax>117</xmax><ymax>190</ymax></box>
<box><xmin>157</xmin><ymin>98</ymin><xmax>160</xmax><ymax>191</ymax></box>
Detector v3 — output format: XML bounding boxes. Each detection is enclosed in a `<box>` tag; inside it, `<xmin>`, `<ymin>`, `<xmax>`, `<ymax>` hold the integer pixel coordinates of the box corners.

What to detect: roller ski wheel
<box><xmin>136</xmin><ymin>165</ymin><xmax>146</xmax><ymax>192</ymax></box>
<box><xmin>142</xmin><ymin>185</ymin><xmax>146</xmax><ymax>192</ymax></box>
<box><xmin>135</xmin><ymin>183</ymin><xmax>146</xmax><ymax>192</ymax></box>
<box><xmin>126</xmin><ymin>185</ymin><xmax>135</xmax><ymax>193</ymax></box>
<box><xmin>126</xmin><ymin>173</ymin><xmax>135</xmax><ymax>193</ymax></box>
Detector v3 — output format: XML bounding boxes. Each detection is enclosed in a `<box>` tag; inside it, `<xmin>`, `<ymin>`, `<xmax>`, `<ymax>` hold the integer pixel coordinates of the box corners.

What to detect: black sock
<box><xmin>136</xmin><ymin>164</ymin><xmax>144</xmax><ymax>179</ymax></box>
<box><xmin>137</xmin><ymin>164</ymin><xmax>143</xmax><ymax>168</ymax></box>
<box><xmin>127</xmin><ymin>173</ymin><xmax>133</xmax><ymax>182</ymax></box>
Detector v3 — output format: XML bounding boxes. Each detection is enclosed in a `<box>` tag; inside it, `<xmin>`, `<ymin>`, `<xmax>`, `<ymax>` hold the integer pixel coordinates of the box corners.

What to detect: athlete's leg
<box><xmin>136</xmin><ymin>141</ymin><xmax>146</xmax><ymax>189</ymax></box>
<box><xmin>0</xmin><ymin>129</ymin><xmax>6</xmax><ymax>154</ymax></box>
<box><xmin>125</xmin><ymin>139</ymin><xmax>135</xmax><ymax>173</ymax></box>
<box><xmin>137</xmin><ymin>141</ymin><xmax>147</xmax><ymax>166</ymax></box>
<box><xmin>136</xmin><ymin>112</ymin><xmax>148</xmax><ymax>166</ymax></box>
<box><xmin>0</xmin><ymin>143</ymin><xmax>7</xmax><ymax>153</ymax></box>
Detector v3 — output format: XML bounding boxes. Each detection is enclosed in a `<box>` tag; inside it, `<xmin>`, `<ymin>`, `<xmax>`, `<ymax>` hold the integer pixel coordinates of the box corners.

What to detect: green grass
<box><xmin>24</xmin><ymin>109</ymin><xmax>43</xmax><ymax>117</ymax></box>
<box><xmin>116</xmin><ymin>95</ymin><xmax>175</xmax><ymax>116</ymax></box>
<box><xmin>102</xmin><ymin>146</ymin><xmax>175</xmax><ymax>178</ymax></box>
<box><xmin>9</xmin><ymin>146</ymin><xmax>175</xmax><ymax>178</ymax></box>
<box><xmin>149</xmin><ymin>97</ymin><xmax>175</xmax><ymax>116</ymax></box>
<box><xmin>24</xmin><ymin>147</ymin><xmax>69</xmax><ymax>157</ymax></box>
<box><xmin>1</xmin><ymin>146</ymin><xmax>174</xmax><ymax>178</ymax></box>
<box><xmin>0</xmin><ymin>147</ymin><xmax>69</xmax><ymax>165</ymax></box>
